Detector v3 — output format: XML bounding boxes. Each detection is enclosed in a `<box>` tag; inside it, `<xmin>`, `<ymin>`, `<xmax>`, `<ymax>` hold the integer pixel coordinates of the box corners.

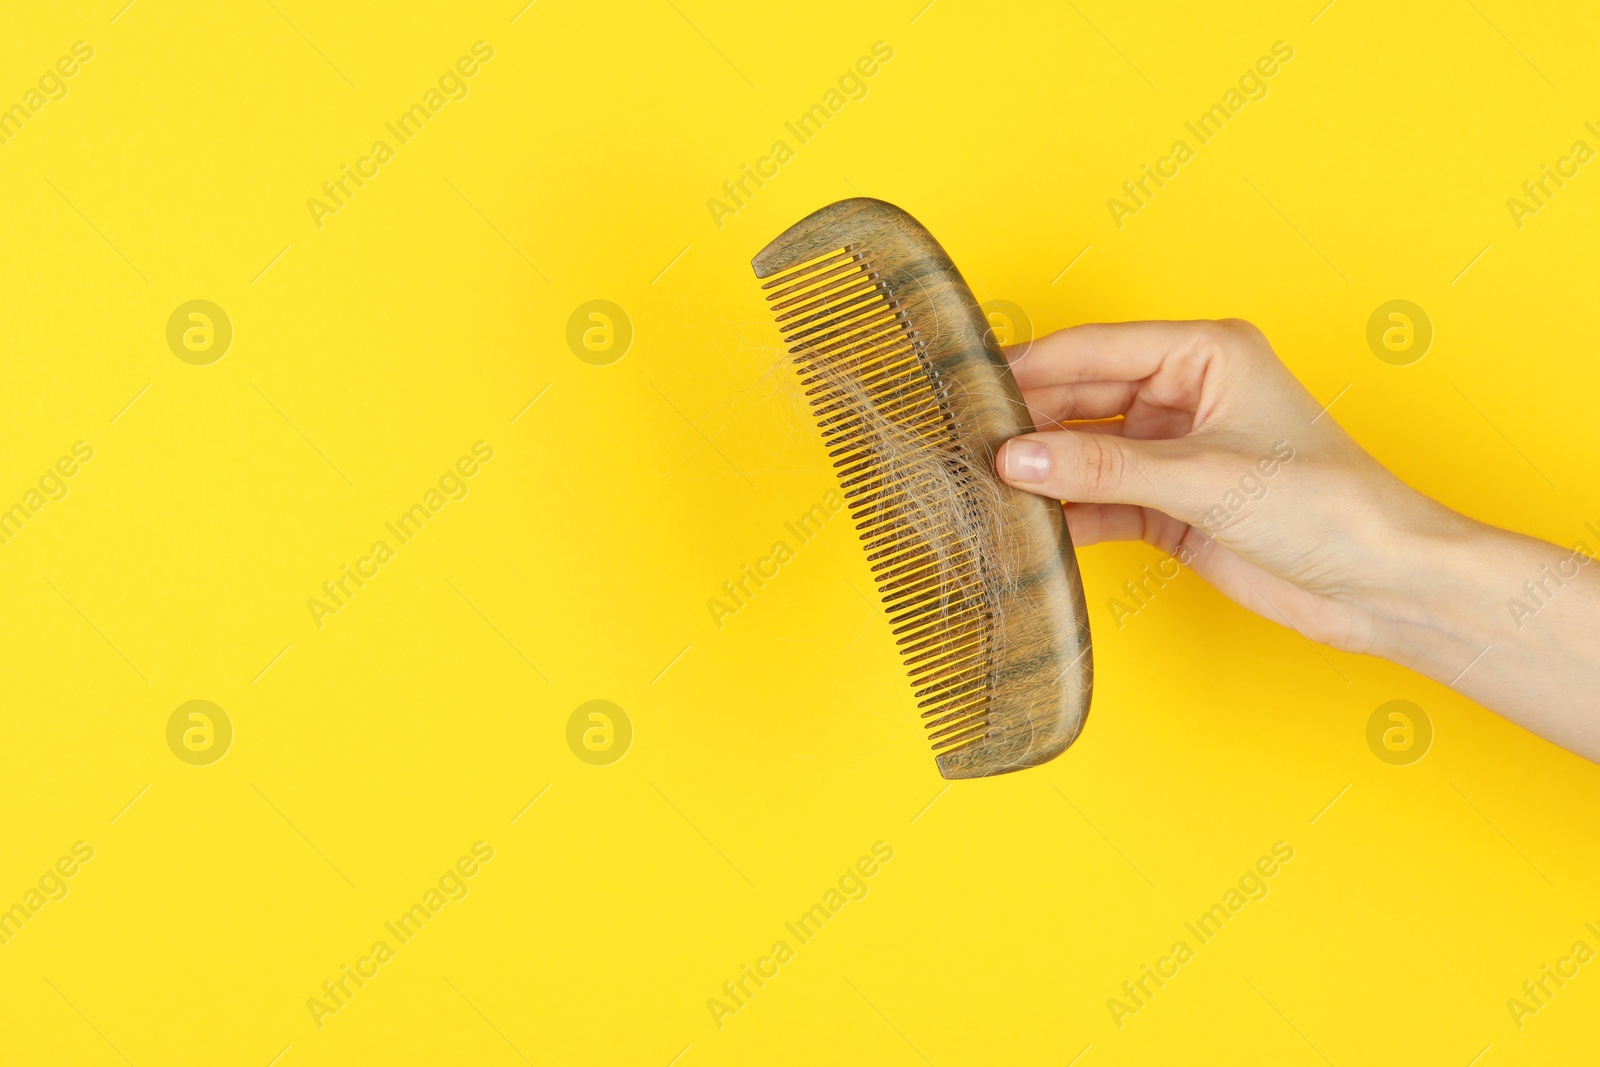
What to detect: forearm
<box><xmin>1366</xmin><ymin>514</ymin><xmax>1600</xmax><ymax>761</ymax></box>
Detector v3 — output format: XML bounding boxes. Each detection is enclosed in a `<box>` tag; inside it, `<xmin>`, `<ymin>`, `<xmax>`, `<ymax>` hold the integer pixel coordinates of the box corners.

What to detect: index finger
<box><xmin>1003</xmin><ymin>320</ymin><xmax>1213</xmax><ymax>391</ymax></box>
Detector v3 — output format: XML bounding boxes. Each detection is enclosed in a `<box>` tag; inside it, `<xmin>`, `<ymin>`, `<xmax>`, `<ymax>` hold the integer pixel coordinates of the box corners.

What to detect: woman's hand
<box><xmin>995</xmin><ymin>319</ymin><xmax>1600</xmax><ymax>761</ymax></box>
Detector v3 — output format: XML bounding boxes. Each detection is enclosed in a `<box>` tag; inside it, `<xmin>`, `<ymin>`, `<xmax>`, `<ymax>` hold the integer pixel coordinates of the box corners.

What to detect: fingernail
<box><xmin>1003</xmin><ymin>439</ymin><xmax>1050</xmax><ymax>484</ymax></box>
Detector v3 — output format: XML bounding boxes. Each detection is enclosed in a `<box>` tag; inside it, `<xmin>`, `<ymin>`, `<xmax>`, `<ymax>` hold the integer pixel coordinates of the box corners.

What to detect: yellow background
<box><xmin>2</xmin><ymin>0</ymin><xmax>1598</xmax><ymax>1063</ymax></box>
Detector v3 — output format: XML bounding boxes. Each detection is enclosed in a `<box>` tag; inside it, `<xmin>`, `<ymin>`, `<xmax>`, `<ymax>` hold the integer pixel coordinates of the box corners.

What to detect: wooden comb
<box><xmin>752</xmin><ymin>198</ymin><xmax>1093</xmax><ymax>779</ymax></box>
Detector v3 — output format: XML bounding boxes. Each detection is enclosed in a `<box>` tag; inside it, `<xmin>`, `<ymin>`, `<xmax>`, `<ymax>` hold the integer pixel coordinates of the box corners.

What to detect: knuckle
<box><xmin>1217</xmin><ymin>318</ymin><xmax>1273</xmax><ymax>361</ymax></box>
<box><xmin>1180</xmin><ymin>319</ymin><xmax>1273</xmax><ymax>381</ymax></box>
<box><xmin>1216</xmin><ymin>317</ymin><xmax>1265</xmax><ymax>343</ymax></box>
<box><xmin>1068</xmin><ymin>435</ymin><xmax>1123</xmax><ymax>497</ymax></box>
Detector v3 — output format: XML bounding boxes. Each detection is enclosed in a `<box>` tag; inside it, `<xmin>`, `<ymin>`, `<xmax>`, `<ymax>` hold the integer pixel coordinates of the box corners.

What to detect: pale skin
<box><xmin>994</xmin><ymin>319</ymin><xmax>1600</xmax><ymax>763</ymax></box>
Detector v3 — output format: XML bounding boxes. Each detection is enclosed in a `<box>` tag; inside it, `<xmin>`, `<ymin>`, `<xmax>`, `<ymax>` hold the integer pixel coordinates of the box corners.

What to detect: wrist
<box><xmin>1357</xmin><ymin>505</ymin><xmax>1560</xmax><ymax>683</ymax></box>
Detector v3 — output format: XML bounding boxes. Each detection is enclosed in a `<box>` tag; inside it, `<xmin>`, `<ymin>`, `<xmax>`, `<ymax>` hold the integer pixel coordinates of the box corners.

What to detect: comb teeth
<box><xmin>766</xmin><ymin>247</ymin><xmax>994</xmax><ymax>757</ymax></box>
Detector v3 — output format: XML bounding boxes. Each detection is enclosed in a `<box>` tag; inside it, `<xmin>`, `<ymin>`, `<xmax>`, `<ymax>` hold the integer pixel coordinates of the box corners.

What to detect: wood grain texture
<box><xmin>753</xmin><ymin>198</ymin><xmax>1093</xmax><ymax>779</ymax></box>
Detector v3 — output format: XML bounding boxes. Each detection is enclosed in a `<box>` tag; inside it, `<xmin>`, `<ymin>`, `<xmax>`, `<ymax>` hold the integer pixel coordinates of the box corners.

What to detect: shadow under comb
<box><xmin>752</xmin><ymin>197</ymin><xmax>1093</xmax><ymax>779</ymax></box>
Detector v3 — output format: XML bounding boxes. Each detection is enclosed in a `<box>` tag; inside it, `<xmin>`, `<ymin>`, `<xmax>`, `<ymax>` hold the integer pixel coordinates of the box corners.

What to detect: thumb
<box><xmin>996</xmin><ymin>429</ymin><xmax>1223</xmax><ymax>521</ymax></box>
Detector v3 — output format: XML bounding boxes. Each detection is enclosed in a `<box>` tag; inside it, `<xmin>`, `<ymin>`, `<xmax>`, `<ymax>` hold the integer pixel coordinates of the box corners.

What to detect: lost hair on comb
<box><xmin>752</xmin><ymin>198</ymin><xmax>1093</xmax><ymax>779</ymax></box>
